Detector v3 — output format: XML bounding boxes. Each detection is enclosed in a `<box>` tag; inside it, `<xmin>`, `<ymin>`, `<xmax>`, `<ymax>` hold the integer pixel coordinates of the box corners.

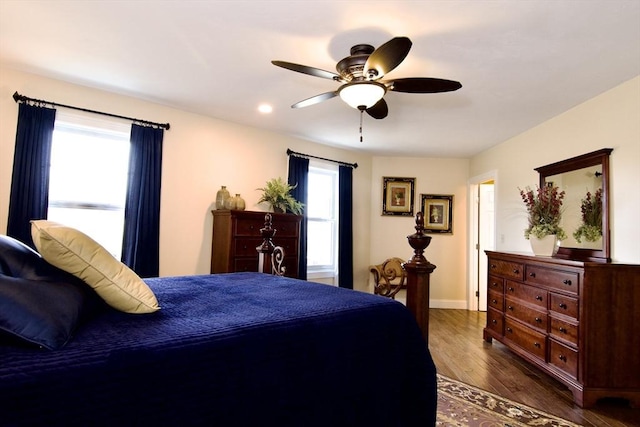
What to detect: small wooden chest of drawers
<box><xmin>210</xmin><ymin>210</ymin><xmax>302</xmax><ymax>278</ymax></box>
<box><xmin>483</xmin><ymin>251</ymin><xmax>640</xmax><ymax>408</ymax></box>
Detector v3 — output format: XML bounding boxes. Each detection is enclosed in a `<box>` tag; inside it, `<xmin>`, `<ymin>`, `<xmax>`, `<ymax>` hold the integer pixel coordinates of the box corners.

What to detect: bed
<box><xmin>0</xmin><ymin>223</ymin><xmax>437</xmax><ymax>426</ymax></box>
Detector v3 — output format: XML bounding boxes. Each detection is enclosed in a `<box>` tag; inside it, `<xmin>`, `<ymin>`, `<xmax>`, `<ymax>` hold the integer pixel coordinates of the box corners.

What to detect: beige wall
<box><xmin>0</xmin><ymin>66</ymin><xmax>376</xmax><ymax>288</ymax></box>
<box><xmin>470</xmin><ymin>76</ymin><xmax>640</xmax><ymax>264</ymax></box>
<box><xmin>369</xmin><ymin>157</ymin><xmax>470</xmax><ymax>307</ymax></box>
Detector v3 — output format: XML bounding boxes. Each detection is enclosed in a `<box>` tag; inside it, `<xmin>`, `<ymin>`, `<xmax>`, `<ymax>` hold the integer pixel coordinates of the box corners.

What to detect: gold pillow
<box><xmin>30</xmin><ymin>220</ymin><xmax>160</xmax><ymax>314</ymax></box>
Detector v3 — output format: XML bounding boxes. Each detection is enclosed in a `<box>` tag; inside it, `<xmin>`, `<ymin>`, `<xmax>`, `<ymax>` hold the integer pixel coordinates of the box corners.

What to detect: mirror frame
<box><xmin>535</xmin><ymin>148</ymin><xmax>613</xmax><ymax>263</ymax></box>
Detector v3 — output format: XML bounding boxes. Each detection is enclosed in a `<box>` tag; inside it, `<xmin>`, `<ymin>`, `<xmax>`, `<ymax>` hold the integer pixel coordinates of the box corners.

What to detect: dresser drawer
<box><xmin>525</xmin><ymin>265</ymin><xmax>579</xmax><ymax>295</ymax></box>
<box><xmin>549</xmin><ymin>339</ymin><xmax>578</xmax><ymax>379</ymax></box>
<box><xmin>234</xmin><ymin>237</ymin><xmax>298</xmax><ymax>257</ymax></box>
<box><xmin>486</xmin><ymin>308</ymin><xmax>504</xmax><ymax>335</ymax></box>
<box><xmin>549</xmin><ymin>293</ymin><xmax>579</xmax><ymax>320</ymax></box>
<box><xmin>489</xmin><ymin>259</ymin><xmax>524</xmax><ymax>280</ymax></box>
<box><xmin>550</xmin><ymin>316</ymin><xmax>579</xmax><ymax>346</ymax></box>
<box><xmin>505</xmin><ymin>280</ymin><xmax>547</xmax><ymax>309</ymax></box>
<box><xmin>273</xmin><ymin>220</ymin><xmax>300</xmax><ymax>237</ymax></box>
<box><xmin>234</xmin><ymin>257</ymin><xmax>259</xmax><ymax>272</ymax></box>
<box><xmin>504</xmin><ymin>318</ymin><xmax>546</xmax><ymax>360</ymax></box>
<box><xmin>505</xmin><ymin>296</ymin><xmax>547</xmax><ymax>331</ymax></box>
<box><xmin>275</xmin><ymin>238</ymin><xmax>299</xmax><ymax>257</ymax></box>
<box><xmin>234</xmin><ymin>238</ymin><xmax>263</xmax><ymax>256</ymax></box>
<box><xmin>488</xmin><ymin>275</ymin><xmax>504</xmax><ymax>292</ymax></box>
<box><xmin>234</xmin><ymin>218</ymin><xmax>264</xmax><ymax>236</ymax></box>
<box><xmin>488</xmin><ymin>290</ymin><xmax>504</xmax><ymax>311</ymax></box>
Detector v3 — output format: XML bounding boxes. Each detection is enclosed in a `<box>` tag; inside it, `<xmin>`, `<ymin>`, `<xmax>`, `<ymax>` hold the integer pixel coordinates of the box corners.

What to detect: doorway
<box><xmin>468</xmin><ymin>172</ymin><xmax>496</xmax><ymax>311</ymax></box>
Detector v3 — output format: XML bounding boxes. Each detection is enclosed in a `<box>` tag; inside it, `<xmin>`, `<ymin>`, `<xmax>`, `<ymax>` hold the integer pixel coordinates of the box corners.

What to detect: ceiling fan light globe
<box><xmin>338</xmin><ymin>82</ymin><xmax>386</xmax><ymax>110</ymax></box>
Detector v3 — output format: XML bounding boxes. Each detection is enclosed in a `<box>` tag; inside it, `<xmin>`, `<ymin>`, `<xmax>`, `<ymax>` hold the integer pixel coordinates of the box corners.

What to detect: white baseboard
<box><xmin>393</xmin><ymin>290</ymin><xmax>469</xmax><ymax>310</ymax></box>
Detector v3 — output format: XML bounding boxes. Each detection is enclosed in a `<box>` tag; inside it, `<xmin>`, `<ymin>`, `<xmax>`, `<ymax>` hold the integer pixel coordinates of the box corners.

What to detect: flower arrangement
<box><xmin>519</xmin><ymin>184</ymin><xmax>567</xmax><ymax>240</ymax></box>
<box><xmin>257</xmin><ymin>177</ymin><xmax>304</xmax><ymax>215</ymax></box>
<box><xmin>573</xmin><ymin>188</ymin><xmax>603</xmax><ymax>243</ymax></box>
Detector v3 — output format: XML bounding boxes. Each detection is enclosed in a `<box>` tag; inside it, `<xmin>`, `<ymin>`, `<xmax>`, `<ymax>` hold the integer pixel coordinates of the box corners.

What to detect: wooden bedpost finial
<box><xmin>406</xmin><ymin>212</ymin><xmax>432</xmax><ymax>266</ymax></box>
<box><xmin>257</xmin><ymin>213</ymin><xmax>276</xmax><ymax>254</ymax></box>
<box><xmin>404</xmin><ymin>211</ymin><xmax>436</xmax><ymax>346</ymax></box>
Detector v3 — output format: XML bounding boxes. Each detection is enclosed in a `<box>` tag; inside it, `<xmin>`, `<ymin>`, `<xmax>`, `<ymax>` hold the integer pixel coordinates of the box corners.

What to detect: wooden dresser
<box><xmin>484</xmin><ymin>251</ymin><xmax>640</xmax><ymax>408</ymax></box>
<box><xmin>210</xmin><ymin>210</ymin><xmax>302</xmax><ymax>278</ymax></box>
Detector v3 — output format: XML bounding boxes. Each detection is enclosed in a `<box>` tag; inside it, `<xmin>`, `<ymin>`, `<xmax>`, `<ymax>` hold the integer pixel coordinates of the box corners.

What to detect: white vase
<box><xmin>529</xmin><ymin>235</ymin><xmax>559</xmax><ymax>257</ymax></box>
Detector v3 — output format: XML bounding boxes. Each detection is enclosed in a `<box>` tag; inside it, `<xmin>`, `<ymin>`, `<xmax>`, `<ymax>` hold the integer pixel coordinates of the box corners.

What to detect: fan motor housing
<box><xmin>336</xmin><ymin>44</ymin><xmax>375</xmax><ymax>82</ymax></box>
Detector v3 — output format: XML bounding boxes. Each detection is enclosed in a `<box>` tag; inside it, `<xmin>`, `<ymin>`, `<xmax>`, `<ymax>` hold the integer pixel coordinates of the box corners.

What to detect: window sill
<box><xmin>307</xmin><ymin>269</ymin><xmax>337</xmax><ymax>280</ymax></box>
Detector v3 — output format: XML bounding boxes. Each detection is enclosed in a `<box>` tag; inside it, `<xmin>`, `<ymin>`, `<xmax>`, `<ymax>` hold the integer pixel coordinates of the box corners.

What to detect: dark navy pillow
<box><xmin>0</xmin><ymin>235</ymin><xmax>104</xmax><ymax>350</ymax></box>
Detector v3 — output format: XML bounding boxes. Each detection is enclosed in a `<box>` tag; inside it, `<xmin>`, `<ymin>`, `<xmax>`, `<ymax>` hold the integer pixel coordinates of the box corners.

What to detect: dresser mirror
<box><xmin>535</xmin><ymin>148</ymin><xmax>612</xmax><ymax>262</ymax></box>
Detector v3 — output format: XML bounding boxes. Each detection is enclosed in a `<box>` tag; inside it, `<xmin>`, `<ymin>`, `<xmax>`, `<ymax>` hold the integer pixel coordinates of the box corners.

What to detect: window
<box><xmin>47</xmin><ymin>112</ymin><xmax>131</xmax><ymax>257</ymax></box>
<box><xmin>306</xmin><ymin>161</ymin><xmax>339</xmax><ymax>279</ymax></box>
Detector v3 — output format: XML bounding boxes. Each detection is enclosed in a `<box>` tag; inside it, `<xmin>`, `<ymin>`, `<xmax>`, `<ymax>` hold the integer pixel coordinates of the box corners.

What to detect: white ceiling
<box><xmin>1</xmin><ymin>1</ymin><xmax>639</xmax><ymax>157</ymax></box>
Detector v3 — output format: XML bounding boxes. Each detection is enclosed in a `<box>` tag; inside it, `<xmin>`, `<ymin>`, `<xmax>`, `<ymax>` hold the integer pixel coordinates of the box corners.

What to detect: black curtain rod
<box><xmin>12</xmin><ymin>91</ymin><xmax>170</xmax><ymax>130</ymax></box>
<box><xmin>287</xmin><ymin>148</ymin><xmax>358</xmax><ymax>169</ymax></box>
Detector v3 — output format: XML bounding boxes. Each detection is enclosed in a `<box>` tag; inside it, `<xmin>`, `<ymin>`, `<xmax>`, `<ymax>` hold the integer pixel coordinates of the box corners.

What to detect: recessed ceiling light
<box><xmin>258</xmin><ymin>104</ymin><xmax>273</xmax><ymax>114</ymax></box>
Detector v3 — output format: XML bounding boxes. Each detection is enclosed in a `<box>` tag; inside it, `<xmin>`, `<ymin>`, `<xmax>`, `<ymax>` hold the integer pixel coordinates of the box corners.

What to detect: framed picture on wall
<box><xmin>421</xmin><ymin>194</ymin><xmax>453</xmax><ymax>233</ymax></box>
<box><xmin>382</xmin><ymin>177</ymin><xmax>415</xmax><ymax>216</ymax></box>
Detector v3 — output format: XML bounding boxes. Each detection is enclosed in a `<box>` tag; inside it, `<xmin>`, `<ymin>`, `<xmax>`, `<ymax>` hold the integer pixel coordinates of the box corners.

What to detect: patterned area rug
<box><xmin>436</xmin><ymin>374</ymin><xmax>582</xmax><ymax>426</ymax></box>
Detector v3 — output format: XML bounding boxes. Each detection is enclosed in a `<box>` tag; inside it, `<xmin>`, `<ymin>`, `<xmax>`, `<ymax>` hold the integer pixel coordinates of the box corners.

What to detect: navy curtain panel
<box><xmin>338</xmin><ymin>165</ymin><xmax>353</xmax><ymax>289</ymax></box>
<box><xmin>7</xmin><ymin>103</ymin><xmax>57</xmax><ymax>247</ymax></box>
<box><xmin>122</xmin><ymin>124</ymin><xmax>164</xmax><ymax>278</ymax></box>
<box><xmin>287</xmin><ymin>156</ymin><xmax>309</xmax><ymax>280</ymax></box>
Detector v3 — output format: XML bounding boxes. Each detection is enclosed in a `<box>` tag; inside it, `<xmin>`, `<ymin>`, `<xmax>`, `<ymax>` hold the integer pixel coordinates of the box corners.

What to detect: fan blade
<box><xmin>366</xmin><ymin>98</ymin><xmax>388</xmax><ymax>119</ymax></box>
<box><xmin>272</xmin><ymin>60</ymin><xmax>340</xmax><ymax>80</ymax></box>
<box><xmin>291</xmin><ymin>91</ymin><xmax>338</xmax><ymax>109</ymax></box>
<box><xmin>389</xmin><ymin>77</ymin><xmax>462</xmax><ymax>93</ymax></box>
<box><xmin>364</xmin><ymin>37</ymin><xmax>412</xmax><ymax>79</ymax></box>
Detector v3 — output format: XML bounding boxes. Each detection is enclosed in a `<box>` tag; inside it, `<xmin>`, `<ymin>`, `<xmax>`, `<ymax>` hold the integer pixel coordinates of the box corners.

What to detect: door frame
<box><xmin>467</xmin><ymin>170</ymin><xmax>498</xmax><ymax>311</ymax></box>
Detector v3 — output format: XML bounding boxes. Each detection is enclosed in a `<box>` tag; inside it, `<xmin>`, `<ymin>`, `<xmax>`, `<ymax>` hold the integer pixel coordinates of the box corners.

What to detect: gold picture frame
<box><xmin>382</xmin><ymin>177</ymin><xmax>415</xmax><ymax>216</ymax></box>
<box><xmin>421</xmin><ymin>194</ymin><xmax>453</xmax><ymax>233</ymax></box>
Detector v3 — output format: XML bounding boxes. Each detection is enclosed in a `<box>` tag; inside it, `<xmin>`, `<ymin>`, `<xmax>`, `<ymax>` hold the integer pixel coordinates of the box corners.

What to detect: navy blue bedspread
<box><xmin>0</xmin><ymin>273</ymin><xmax>436</xmax><ymax>427</ymax></box>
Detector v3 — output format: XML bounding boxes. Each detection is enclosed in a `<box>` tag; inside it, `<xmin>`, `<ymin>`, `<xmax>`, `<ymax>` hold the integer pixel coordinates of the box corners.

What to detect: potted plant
<box><xmin>573</xmin><ymin>188</ymin><xmax>603</xmax><ymax>243</ymax></box>
<box><xmin>519</xmin><ymin>184</ymin><xmax>567</xmax><ymax>256</ymax></box>
<box><xmin>257</xmin><ymin>177</ymin><xmax>304</xmax><ymax>215</ymax></box>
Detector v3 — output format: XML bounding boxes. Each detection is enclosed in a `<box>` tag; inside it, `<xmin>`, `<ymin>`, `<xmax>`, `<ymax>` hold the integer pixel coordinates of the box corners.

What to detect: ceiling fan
<box><xmin>272</xmin><ymin>36</ymin><xmax>462</xmax><ymax>120</ymax></box>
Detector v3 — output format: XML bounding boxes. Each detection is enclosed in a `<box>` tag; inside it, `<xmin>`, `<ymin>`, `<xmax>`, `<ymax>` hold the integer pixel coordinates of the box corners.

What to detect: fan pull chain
<box><xmin>359</xmin><ymin>109</ymin><xmax>364</xmax><ymax>143</ymax></box>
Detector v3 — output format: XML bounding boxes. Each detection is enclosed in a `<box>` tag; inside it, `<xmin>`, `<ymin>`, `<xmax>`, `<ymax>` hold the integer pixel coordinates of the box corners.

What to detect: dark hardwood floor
<box><xmin>428</xmin><ymin>309</ymin><xmax>640</xmax><ymax>427</ymax></box>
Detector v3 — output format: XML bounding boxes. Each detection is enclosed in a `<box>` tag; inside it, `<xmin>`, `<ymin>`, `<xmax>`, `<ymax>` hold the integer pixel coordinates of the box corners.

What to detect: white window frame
<box><xmin>306</xmin><ymin>160</ymin><xmax>339</xmax><ymax>281</ymax></box>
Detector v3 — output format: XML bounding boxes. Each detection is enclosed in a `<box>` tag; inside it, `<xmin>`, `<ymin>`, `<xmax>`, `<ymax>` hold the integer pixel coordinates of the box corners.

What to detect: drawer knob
<box><xmin>490</xmin><ymin>264</ymin><xmax>496</xmax><ymax>269</ymax></box>
<box><xmin>534</xmin><ymin>342</ymin><xmax>541</xmax><ymax>348</ymax></box>
<box><xmin>506</xmin><ymin>327</ymin><xmax>513</xmax><ymax>333</ymax></box>
<box><xmin>529</xmin><ymin>272</ymin><xmax>536</xmax><ymax>278</ymax></box>
<box><xmin>507</xmin><ymin>305</ymin><xmax>514</xmax><ymax>311</ymax></box>
<box><xmin>492</xmin><ymin>319</ymin><xmax>497</xmax><ymax>324</ymax></box>
<box><xmin>536</xmin><ymin>295</ymin><xmax>543</xmax><ymax>301</ymax></box>
<box><xmin>513</xmin><ymin>269</ymin><xmax>519</xmax><ymax>274</ymax></box>
<box><xmin>563</xmin><ymin>279</ymin><xmax>572</xmax><ymax>285</ymax></box>
<box><xmin>559</xmin><ymin>327</ymin><xmax>567</xmax><ymax>333</ymax></box>
<box><xmin>492</xmin><ymin>282</ymin><xmax>498</xmax><ymax>287</ymax></box>
<box><xmin>558</xmin><ymin>355</ymin><xmax>567</xmax><ymax>362</ymax></box>
<box><xmin>491</xmin><ymin>299</ymin><xmax>498</xmax><ymax>304</ymax></box>
<box><xmin>508</xmin><ymin>287</ymin><xmax>514</xmax><ymax>292</ymax></box>
<box><xmin>559</xmin><ymin>303</ymin><xmax>568</xmax><ymax>309</ymax></box>
<box><xmin>535</xmin><ymin>317</ymin><xmax>542</xmax><ymax>323</ymax></box>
